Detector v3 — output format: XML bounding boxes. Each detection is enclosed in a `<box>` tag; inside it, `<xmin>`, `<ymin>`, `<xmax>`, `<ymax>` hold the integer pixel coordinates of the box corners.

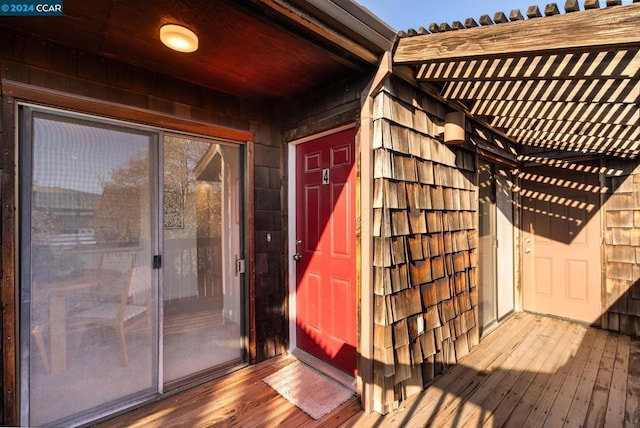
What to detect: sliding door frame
<box><xmin>477</xmin><ymin>157</ymin><xmax>516</xmax><ymax>338</ymax></box>
<box><xmin>15</xmin><ymin>101</ymin><xmax>252</xmax><ymax>426</ymax></box>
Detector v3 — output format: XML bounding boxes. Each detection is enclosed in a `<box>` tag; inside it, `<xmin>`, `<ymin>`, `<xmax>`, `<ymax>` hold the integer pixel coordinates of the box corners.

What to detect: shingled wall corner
<box><xmin>371</xmin><ymin>77</ymin><xmax>479</xmax><ymax>413</ymax></box>
<box><xmin>603</xmin><ymin>159</ymin><xmax>640</xmax><ymax>335</ymax></box>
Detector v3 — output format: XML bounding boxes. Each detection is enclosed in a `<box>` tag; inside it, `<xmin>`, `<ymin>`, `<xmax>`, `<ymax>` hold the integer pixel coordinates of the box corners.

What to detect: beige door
<box><xmin>521</xmin><ymin>164</ymin><xmax>602</xmax><ymax>324</ymax></box>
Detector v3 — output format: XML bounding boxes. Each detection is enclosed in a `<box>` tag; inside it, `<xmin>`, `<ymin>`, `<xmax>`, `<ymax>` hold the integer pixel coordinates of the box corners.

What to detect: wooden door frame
<box><xmin>1</xmin><ymin>85</ymin><xmax>256</xmax><ymax>425</ymax></box>
<box><xmin>286</xmin><ymin>123</ymin><xmax>357</xmax><ymax>381</ymax></box>
<box><xmin>1</xmin><ymin>95</ymin><xmax>17</xmax><ymax>426</ymax></box>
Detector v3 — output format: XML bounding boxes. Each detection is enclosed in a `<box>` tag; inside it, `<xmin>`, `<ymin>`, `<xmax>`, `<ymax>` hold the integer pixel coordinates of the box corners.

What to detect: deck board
<box><xmin>503</xmin><ymin>321</ymin><xmax>580</xmax><ymax>427</ymax></box>
<box><xmin>606</xmin><ymin>334</ymin><xmax>630</xmax><ymax>427</ymax></box>
<box><xmin>452</xmin><ymin>316</ymin><xmax>555</xmax><ymax>427</ymax></box>
<box><xmin>585</xmin><ymin>331</ymin><xmax>619</xmax><ymax>427</ymax></box>
<box><xmin>542</xmin><ymin>327</ymin><xmax>597</xmax><ymax>426</ymax></box>
<box><xmin>626</xmin><ymin>338</ymin><xmax>640</xmax><ymax>427</ymax></box>
<box><xmin>96</xmin><ymin>357</ymin><xmax>360</xmax><ymax>428</ymax></box>
<box><xmin>96</xmin><ymin>313</ymin><xmax>640</xmax><ymax>428</ymax></box>
<box><xmin>523</xmin><ymin>323</ymin><xmax>592</xmax><ymax>428</ymax></box>
<box><xmin>564</xmin><ymin>329</ymin><xmax>608</xmax><ymax>427</ymax></box>
<box><xmin>487</xmin><ymin>317</ymin><xmax>566</xmax><ymax>427</ymax></box>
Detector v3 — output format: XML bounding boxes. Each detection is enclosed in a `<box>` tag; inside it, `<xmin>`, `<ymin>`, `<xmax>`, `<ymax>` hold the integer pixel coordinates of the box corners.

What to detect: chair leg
<box><xmin>31</xmin><ymin>325</ymin><xmax>50</xmax><ymax>374</ymax></box>
<box><xmin>71</xmin><ymin>324</ymin><xmax>87</xmax><ymax>364</ymax></box>
<box><xmin>116</xmin><ymin>325</ymin><xmax>128</xmax><ymax>366</ymax></box>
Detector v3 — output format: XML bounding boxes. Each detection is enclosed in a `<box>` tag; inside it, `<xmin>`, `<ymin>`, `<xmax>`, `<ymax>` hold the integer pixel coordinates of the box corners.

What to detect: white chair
<box><xmin>91</xmin><ymin>252</ymin><xmax>136</xmax><ymax>303</ymax></box>
<box><xmin>72</xmin><ymin>265</ymin><xmax>152</xmax><ymax>366</ymax></box>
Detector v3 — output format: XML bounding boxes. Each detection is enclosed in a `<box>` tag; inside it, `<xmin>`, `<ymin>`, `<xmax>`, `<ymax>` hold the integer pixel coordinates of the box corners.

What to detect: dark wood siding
<box><xmin>0</xmin><ymin>28</ymin><xmax>288</xmax><ymax>423</ymax></box>
<box><xmin>283</xmin><ymin>75</ymin><xmax>371</xmax><ymax>141</ymax></box>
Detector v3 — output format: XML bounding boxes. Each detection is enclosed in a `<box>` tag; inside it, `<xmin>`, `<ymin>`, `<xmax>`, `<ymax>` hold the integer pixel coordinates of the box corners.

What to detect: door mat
<box><xmin>263</xmin><ymin>361</ymin><xmax>354</xmax><ymax>420</ymax></box>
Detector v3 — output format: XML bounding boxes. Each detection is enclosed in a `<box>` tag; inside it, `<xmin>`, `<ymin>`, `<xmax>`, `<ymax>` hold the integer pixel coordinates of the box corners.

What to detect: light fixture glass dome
<box><xmin>160</xmin><ymin>24</ymin><xmax>198</xmax><ymax>53</ymax></box>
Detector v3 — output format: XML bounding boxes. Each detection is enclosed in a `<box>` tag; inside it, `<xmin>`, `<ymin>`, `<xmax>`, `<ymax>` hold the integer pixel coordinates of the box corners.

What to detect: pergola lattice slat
<box><xmin>493</xmin><ymin>117</ymin><xmax>640</xmax><ymax>142</ymax></box>
<box><xmin>417</xmin><ymin>49</ymin><xmax>640</xmax><ymax>81</ymax></box>
<box><xmin>445</xmin><ymin>78</ymin><xmax>638</xmax><ymax>104</ymax></box>
<box><xmin>396</xmin><ymin>3</ymin><xmax>640</xmax><ymax>158</ymax></box>
<box><xmin>472</xmin><ymin>100</ymin><xmax>637</xmax><ymax>126</ymax></box>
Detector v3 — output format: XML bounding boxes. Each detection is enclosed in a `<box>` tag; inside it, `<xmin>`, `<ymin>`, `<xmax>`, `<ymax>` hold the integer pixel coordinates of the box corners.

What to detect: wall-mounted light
<box><xmin>444</xmin><ymin>111</ymin><xmax>466</xmax><ymax>145</ymax></box>
<box><xmin>160</xmin><ymin>24</ymin><xmax>199</xmax><ymax>53</ymax></box>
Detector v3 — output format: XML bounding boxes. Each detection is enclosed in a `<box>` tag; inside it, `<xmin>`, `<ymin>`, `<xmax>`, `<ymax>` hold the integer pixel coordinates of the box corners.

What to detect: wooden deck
<box><xmin>95</xmin><ymin>356</ymin><xmax>361</xmax><ymax>428</ymax></box>
<box><xmin>97</xmin><ymin>313</ymin><xmax>640</xmax><ymax>427</ymax></box>
<box><xmin>346</xmin><ymin>312</ymin><xmax>640</xmax><ymax>428</ymax></box>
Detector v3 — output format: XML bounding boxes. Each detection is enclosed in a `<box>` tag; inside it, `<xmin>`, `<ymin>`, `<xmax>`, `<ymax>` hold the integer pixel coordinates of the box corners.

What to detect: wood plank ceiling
<box><xmin>0</xmin><ymin>0</ymin><xmax>389</xmax><ymax>101</ymax></box>
<box><xmin>393</xmin><ymin>1</ymin><xmax>640</xmax><ymax>160</ymax></box>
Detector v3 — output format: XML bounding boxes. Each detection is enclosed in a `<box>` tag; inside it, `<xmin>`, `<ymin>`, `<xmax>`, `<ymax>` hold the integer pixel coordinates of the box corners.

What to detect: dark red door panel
<box><xmin>295</xmin><ymin>128</ymin><xmax>356</xmax><ymax>376</ymax></box>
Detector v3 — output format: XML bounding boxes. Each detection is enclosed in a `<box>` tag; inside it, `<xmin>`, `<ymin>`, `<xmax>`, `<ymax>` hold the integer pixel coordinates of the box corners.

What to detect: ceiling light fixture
<box><xmin>160</xmin><ymin>24</ymin><xmax>198</xmax><ymax>53</ymax></box>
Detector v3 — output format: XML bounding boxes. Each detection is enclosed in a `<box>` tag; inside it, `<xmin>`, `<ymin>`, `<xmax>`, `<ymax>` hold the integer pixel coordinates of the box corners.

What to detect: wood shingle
<box><xmin>372</xmin><ymin>78</ymin><xmax>480</xmax><ymax>412</ymax></box>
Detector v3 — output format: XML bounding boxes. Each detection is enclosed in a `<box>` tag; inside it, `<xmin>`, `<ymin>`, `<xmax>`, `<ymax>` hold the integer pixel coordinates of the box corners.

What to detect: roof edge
<box><xmin>287</xmin><ymin>0</ymin><xmax>395</xmax><ymax>53</ymax></box>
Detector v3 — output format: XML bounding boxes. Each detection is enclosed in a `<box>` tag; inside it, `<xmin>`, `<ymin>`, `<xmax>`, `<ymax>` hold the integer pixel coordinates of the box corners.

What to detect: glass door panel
<box><xmin>24</xmin><ymin>110</ymin><xmax>157</xmax><ymax>426</ymax></box>
<box><xmin>478</xmin><ymin>160</ymin><xmax>497</xmax><ymax>334</ymax></box>
<box><xmin>163</xmin><ymin>136</ymin><xmax>243</xmax><ymax>384</ymax></box>
<box><xmin>496</xmin><ymin>166</ymin><xmax>515</xmax><ymax>319</ymax></box>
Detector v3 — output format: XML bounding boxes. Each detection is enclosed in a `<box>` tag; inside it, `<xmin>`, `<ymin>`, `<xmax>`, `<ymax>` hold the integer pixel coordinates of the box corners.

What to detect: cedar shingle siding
<box><xmin>604</xmin><ymin>160</ymin><xmax>640</xmax><ymax>336</ymax></box>
<box><xmin>371</xmin><ymin>78</ymin><xmax>480</xmax><ymax>413</ymax></box>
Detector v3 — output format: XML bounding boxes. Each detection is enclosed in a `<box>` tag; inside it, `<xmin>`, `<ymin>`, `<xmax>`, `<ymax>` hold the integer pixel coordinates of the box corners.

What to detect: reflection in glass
<box><xmin>478</xmin><ymin>160</ymin><xmax>497</xmax><ymax>333</ymax></box>
<box><xmin>163</xmin><ymin>136</ymin><xmax>243</xmax><ymax>384</ymax></box>
<box><xmin>27</xmin><ymin>113</ymin><xmax>156</xmax><ymax>426</ymax></box>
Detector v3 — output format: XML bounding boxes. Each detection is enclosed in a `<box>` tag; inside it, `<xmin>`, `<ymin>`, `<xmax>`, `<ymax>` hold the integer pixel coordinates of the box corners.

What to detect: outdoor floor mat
<box><xmin>263</xmin><ymin>360</ymin><xmax>354</xmax><ymax>420</ymax></box>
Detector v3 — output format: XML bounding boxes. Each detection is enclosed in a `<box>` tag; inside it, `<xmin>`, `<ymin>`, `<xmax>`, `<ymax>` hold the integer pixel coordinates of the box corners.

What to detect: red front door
<box><xmin>295</xmin><ymin>128</ymin><xmax>357</xmax><ymax>376</ymax></box>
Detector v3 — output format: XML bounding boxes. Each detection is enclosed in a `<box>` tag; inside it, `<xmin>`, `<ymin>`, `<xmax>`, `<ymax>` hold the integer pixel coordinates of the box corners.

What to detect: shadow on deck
<box><xmin>96</xmin><ymin>312</ymin><xmax>640</xmax><ymax>427</ymax></box>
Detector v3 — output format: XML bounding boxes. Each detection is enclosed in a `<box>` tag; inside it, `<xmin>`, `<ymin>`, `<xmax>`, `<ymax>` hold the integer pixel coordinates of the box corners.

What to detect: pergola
<box><xmin>393</xmin><ymin>1</ymin><xmax>640</xmax><ymax>161</ymax></box>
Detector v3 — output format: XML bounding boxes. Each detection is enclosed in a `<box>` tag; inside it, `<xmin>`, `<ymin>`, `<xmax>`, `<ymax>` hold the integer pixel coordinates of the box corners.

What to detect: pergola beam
<box><xmin>394</xmin><ymin>4</ymin><xmax>640</xmax><ymax>64</ymax></box>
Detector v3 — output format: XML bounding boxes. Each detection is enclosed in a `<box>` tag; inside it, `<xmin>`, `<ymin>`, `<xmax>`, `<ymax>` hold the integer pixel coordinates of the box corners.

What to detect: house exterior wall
<box><xmin>0</xmin><ymin>28</ymin><xmax>288</xmax><ymax>423</ymax></box>
<box><xmin>603</xmin><ymin>159</ymin><xmax>640</xmax><ymax>335</ymax></box>
<box><xmin>282</xmin><ymin>75</ymin><xmax>371</xmax><ymax>140</ymax></box>
<box><xmin>371</xmin><ymin>77</ymin><xmax>480</xmax><ymax>413</ymax></box>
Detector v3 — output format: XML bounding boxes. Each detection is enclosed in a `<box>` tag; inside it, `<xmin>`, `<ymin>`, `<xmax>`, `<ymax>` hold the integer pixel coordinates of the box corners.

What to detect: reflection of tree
<box><xmin>31</xmin><ymin>208</ymin><xmax>55</xmax><ymax>244</ymax></box>
<box><xmin>163</xmin><ymin>137</ymin><xmax>224</xmax><ymax>299</ymax></box>
<box><xmin>92</xmin><ymin>155</ymin><xmax>148</xmax><ymax>245</ymax></box>
<box><xmin>164</xmin><ymin>136</ymin><xmax>221</xmax><ymax>237</ymax></box>
<box><xmin>90</xmin><ymin>138</ymin><xmax>223</xmax><ymax>247</ymax></box>
<box><xmin>196</xmin><ymin>182</ymin><xmax>221</xmax><ymax>238</ymax></box>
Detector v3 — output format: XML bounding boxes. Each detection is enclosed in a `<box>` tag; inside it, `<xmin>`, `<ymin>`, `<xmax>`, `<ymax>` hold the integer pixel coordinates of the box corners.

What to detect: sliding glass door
<box><xmin>162</xmin><ymin>136</ymin><xmax>243</xmax><ymax>383</ymax></box>
<box><xmin>478</xmin><ymin>160</ymin><xmax>498</xmax><ymax>334</ymax></box>
<box><xmin>20</xmin><ymin>107</ymin><xmax>245</xmax><ymax>426</ymax></box>
<box><xmin>22</xmin><ymin>108</ymin><xmax>158</xmax><ymax>426</ymax></box>
<box><xmin>478</xmin><ymin>159</ymin><xmax>515</xmax><ymax>336</ymax></box>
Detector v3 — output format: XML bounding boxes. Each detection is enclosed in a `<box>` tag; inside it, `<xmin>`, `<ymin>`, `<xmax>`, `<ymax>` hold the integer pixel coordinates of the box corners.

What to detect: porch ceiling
<box><xmin>393</xmin><ymin>2</ymin><xmax>640</xmax><ymax>161</ymax></box>
<box><xmin>0</xmin><ymin>0</ymin><xmax>392</xmax><ymax>101</ymax></box>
